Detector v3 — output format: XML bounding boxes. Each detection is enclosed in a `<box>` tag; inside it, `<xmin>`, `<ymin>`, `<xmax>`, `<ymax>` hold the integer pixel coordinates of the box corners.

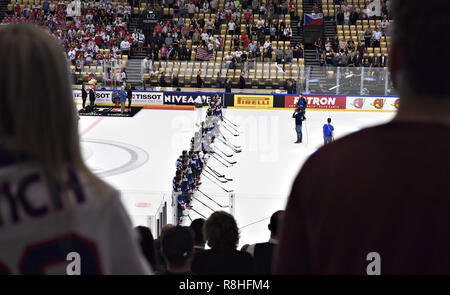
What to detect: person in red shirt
<box><xmin>244</xmin><ymin>9</ymin><xmax>252</xmax><ymax>24</ymax></box>
<box><xmin>274</xmin><ymin>0</ymin><xmax>450</xmax><ymax>275</ymax></box>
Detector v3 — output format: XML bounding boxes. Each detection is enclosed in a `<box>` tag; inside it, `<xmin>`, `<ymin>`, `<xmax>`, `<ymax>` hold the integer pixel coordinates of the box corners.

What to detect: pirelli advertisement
<box><xmin>234</xmin><ymin>94</ymin><xmax>274</xmax><ymax>108</ymax></box>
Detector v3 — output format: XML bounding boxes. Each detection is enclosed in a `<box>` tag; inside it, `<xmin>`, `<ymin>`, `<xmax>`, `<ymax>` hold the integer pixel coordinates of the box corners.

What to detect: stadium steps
<box><xmin>125</xmin><ymin>59</ymin><xmax>144</xmax><ymax>88</ymax></box>
<box><xmin>291</xmin><ymin>18</ymin><xmax>304</xmax><ymax>45</ymax></box>
<box><xmin>324</xmin><ymin>19</ymin><xmax>337</xmax><ymax>42</ymax></box>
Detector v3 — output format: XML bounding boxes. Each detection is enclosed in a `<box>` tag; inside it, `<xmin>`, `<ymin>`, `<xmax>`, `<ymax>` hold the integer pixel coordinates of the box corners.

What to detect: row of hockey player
<box><xmin>172</xmin><ymin>95</ymin><xmax>224</xmax><ymax>224</ymax></box>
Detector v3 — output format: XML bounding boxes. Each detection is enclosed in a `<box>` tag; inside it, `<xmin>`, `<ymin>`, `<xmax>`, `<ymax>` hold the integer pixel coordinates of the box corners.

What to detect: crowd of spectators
<box><xmin>2</xmin><ymin>0</ymin><xmax>136</xmax><ymax>70</ymax></box>
<box><xmin>141</xmin><ymin>0</ymin><xmax>302</xmax><ymax>67</ymax></box>
<box><xmin>135</xmin><ymin>210</ymin><xmax>285</xmax><ymax>275</ymax></box>
<box><xmin>334</xmin><ymin>0</ymin><xmax>391</xmax><ymax>25</ymax></box>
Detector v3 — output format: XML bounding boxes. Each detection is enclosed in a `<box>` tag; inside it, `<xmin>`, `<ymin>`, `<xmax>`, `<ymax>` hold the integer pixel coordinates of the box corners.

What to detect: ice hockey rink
<box><xmin>78</xmin><ymin>108</ymin><xmax>396</xmax><ymax>247</ymax></box>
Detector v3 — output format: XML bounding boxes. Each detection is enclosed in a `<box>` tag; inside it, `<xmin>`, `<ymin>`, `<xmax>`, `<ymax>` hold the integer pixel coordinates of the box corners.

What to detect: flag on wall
<box><xmin>368</xmin><ymin>0</ymin><xmax>381</xmax><ymax>17</ymax></box>
<box><xmin>304</xmin><ymin>13</ymin><xmax>324</xmax><ymax>26</ymax></box>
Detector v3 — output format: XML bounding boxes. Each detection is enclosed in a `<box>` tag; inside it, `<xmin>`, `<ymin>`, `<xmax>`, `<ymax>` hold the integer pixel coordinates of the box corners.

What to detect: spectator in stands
<box><xmin>285</xmin><ymin>46</ymin><xmax>293</xmax><ymax>63</ymax></box>
<box><xmin>191</xmin><ymin>211</ymin><xmax>254</xmax><ymax>275</ymax></box>
<box><xmin>224</xmin><ymin>78</ymin><xmax>232</xmax><ymax>92</ymax></box>
<box><xmin>190</xmin><ymin>218</ymin><xmax>206</xmax><ymax>252</ymax></box>
<box><xmin>239</xmin><ymin>72</ymin><xmax>246</xmax><ymax>89</ymax></box>
<box><xmin>196</xmin><ymin>70</ymin><xmax>203</xmax><ymax>88</ymax></box>
<box><xmin>159</xmin><ymin>71</ymin><xmax>166</xmax><ymax>87</ymax></box>
<box><xmin>335</xmin><ymin>8</ymin><xmax>344</xmax><ymax>25</ymax></box>
<box><xmin>363</xmin><ymin>28</ymin><xmax>373</xmax><ymax>48</ymax></box>
<box><xmin>373</xmin><ymin>28</ymin><xmax>383</xmax><ymax>47</ymax></box>
<box><xmin>380</xmin><ymin>16</ymin><xmax>390</xmax><ymax>35</ymax></box>
<box><xmin>120</xmin><ymin>38</ymin><xmax>131</xmax><ymax>56</ymax></box>
<box><xmin>350</xmin><ymin>6</ymin><xmax>360</xmax><ymax>25</ymax></box>
<box><xmin>159</xmin><ymin>226</ymin><xmax>195</xmax><ymax>275</ymax></box>
<box><xmin>246</xmin><ymin>210</ymin><xmax>284</xmax><ymax>275</ymax></box>
<box><xmin>275</xmin><ymin>0</ymin><xmax>450</xmax><ymax>275</ymax></box>
<box><xmin>135</xmin><ymin>226</ymin><xmax>157</xmax><ymax>270</ymax></box>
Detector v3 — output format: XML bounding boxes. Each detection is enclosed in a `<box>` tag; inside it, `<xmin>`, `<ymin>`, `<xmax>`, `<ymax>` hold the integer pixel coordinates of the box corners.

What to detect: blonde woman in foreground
<box><xmin>0</xmin><ymin>25</ymin><xmax>152</xmax><ymax>275</ymax></box>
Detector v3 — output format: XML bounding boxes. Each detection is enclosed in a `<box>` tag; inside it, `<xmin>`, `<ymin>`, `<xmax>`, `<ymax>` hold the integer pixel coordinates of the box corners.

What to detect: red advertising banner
<box><xmin>285</xmin><ymin>95</ymin><xmax>347</xmax><ymax>110</ymax></box>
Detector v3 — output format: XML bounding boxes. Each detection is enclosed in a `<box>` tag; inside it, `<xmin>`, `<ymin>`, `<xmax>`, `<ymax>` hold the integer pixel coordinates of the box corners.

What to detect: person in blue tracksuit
<box><xmin>119</xmin><ymin>85</ymin><xmax>127</xmax><ymax>113</ymax></box>
<box><xmin>293</xmin><ymin>107</ymin><xmax>305</xmax><ymax>143</ymax></box>
<box><xmin>323</xmin><ymin>118</ymin><xmax>335</xmax><ymax>145</ymax></box>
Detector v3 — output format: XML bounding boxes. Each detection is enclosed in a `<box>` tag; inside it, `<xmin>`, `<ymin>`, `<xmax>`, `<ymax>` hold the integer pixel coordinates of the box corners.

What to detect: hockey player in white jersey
<box><xmin>0</xmin><ymin>25</ymin><xmax>151</xmax><ymax>275</ymax></box>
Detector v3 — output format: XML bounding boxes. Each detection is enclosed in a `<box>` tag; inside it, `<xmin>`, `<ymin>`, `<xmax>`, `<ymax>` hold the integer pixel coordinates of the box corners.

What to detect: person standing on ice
<box><xmin>292</xmin><ymin>107</ymin><xmax>305</xmax><ymax>144</ymax></box>
<box><xmin>323</xmin><ymin>118</ymin><xmax>335</xmax><ymax>145</ymax></box>
<box><xmin>194</xmin><ymin>95</ymin><xmax>205</xmax><ymax>126</ymax></box>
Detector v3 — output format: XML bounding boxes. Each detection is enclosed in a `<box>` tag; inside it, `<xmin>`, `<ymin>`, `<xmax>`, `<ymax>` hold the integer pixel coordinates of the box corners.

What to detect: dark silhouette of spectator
<box><xmin>245</xmin><ymin>210</ymin><xmax>284</xmax><ymax>274</ymax></box>
<box><xmin>190</xmin><ymin>218</ymin><xmax>206</xmax><ymax>252</ymax></box>
<box><xmin>191</xmin><ymin>211</ymin><xmax>254</xmax><ymax>275</ymax></box>
<box><xmin>196</xmin><ymin>70</ymin><xmax>203</xmax><ymax>88</ymax></box>
<box><xmin>172</xmin><ymin>72</ymin><xmax>179</xmax><ymax>88</ymax></box>
<box><xmin>224</xmin><ymin>78</ymin><xmax>232</xmax><ymax>93</ymax></box>
<box><xmin>159</xmin><ymin>226</ymin><xmax>195</xmax><ymax>275</ymax></box>
<box><xmin>239</xmin><ymin>73</ymin><xmax>246</xmax><ymax>89</ymax></box>
<box><xmin>135</xmin><ymin>226</ymin><xmax>157</xmax><ymax>270</ymax></box>
<box><xmin>274</xmin><ymin>0</ymin><xmax>450</xmax><ymax>275</ymax></box>
<box><xmin>153</xmin><ymin>224</ymin><xmax>174</xmax><ymax>273</ymax></box>
<box><xmin>159</xmin><ymin>71</ymin><xmax>166</xmax><ymax>87</ymax></box>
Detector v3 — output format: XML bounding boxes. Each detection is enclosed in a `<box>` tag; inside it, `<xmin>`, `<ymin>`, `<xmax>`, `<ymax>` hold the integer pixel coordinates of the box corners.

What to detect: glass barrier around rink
<box><xmin>305</xmin><ymin>65</ymin><xmax>397</xmax><ymax>96</ymax></box>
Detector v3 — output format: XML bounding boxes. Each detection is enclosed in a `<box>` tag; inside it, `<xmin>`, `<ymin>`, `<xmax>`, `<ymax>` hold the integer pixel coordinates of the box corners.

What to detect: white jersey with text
<box><xmin>0</xmin><ymin>162</ymin><xmax>152</xmax><ymax>275</ymax></box>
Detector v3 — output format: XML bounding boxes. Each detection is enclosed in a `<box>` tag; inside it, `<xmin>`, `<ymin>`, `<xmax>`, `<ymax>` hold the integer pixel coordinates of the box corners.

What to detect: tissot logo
<box><xmin>133</xmin><ymin>93</ymin><xmax>162</xmax><ymax>100</ymax></box>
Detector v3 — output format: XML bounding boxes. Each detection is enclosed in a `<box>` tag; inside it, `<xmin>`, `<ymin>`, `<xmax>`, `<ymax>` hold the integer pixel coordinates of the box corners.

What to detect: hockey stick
<box><xmin>202</xmin><ymin>173</ymin><xmax>234</xmax><ymax>193</ymax></box>
<box><xmin>197</xmin><ymin>189</ymin><xmax>229</xmax><ymax>208</ymax></box>
<box><xmin>206</xmin><ymin>166</ymin><xmax>233</xmax><ymax>181</ymax></box>
<box><xmin>216</xmin><ymin>140</ymin><xmax>241</xmax><ymax>153</ymax></box>
<box><xmin>206</xmin><ymin>165</ymin><xmax>224</xmax><ymax>177</ymax></box>
<box><xmin>211</xmin><ymin>153</ymin><xmax>232</xmax><ymax>167</ymax></box>
<box><xmin>218</xmin><ymin>134</ymin><xmax>241</xmax><ymax>149</ymax></box>
<box><xmin>223</xmin><ymin>116</ymin><xmax>239</xmax><ymax>127</ymax></box>
<box><xmin>203</xmin><ymin>169</ymin><xmax>228</xmax><ymax>183</ymax></box>
<box><xmin>213</xmin><ymin>145</ymin><xmax>233</xmax><ymax>157</ymax></box>
<box><xmin>222</xmin><ymin>120</ymin><xmax>241</xmax><ymax>134</ymax></box>
<box><xmin>217</xmin><ymin>136</ymin><xmax>241</xmax><ymax>150</ymax></box>
<box><xmin>190</xmin><ymin>207</ymin><xmax>207</xmax><ymax>218</ymax></box>
<box><xmin>192</xmin><ymin>196</ymin><xmax>216</xmax><ymax>211</ymax></box>
<box><xmin>215</xmin><ymin>151</ymin><xmax>237</xmax><ymax>165</ymax></box>
<box><xmin>222</xmin><ymin>124</ymin><xmax>239</xmax><ymax>137</ymax></box>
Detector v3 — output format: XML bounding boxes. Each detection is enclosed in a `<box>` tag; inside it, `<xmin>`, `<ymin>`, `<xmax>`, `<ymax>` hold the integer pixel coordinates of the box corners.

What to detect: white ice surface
<box><xmin>78</xmin><ymin>108</ymin><xmax>395</xmax><ymax>247</ymax></box>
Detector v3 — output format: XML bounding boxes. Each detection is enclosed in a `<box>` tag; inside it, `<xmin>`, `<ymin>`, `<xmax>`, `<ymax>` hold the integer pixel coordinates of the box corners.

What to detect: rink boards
<box><xmin>73</xmin><ymin>89</ymin><xmax>399</xmax><ymax>112</ymax></box>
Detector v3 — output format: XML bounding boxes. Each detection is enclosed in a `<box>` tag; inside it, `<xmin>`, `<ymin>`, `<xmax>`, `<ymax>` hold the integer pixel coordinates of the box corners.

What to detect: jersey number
<box><xmin>0</xmin><ymin>233</ymin><xmax>102</xmax><ymax>275</ymax></box>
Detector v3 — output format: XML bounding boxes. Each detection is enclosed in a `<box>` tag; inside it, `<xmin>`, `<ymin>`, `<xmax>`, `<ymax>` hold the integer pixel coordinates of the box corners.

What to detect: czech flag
<box><xmin>304</xmin><ymin>13</ymin><xmax>324</xmax><ymax>26</ymax></box>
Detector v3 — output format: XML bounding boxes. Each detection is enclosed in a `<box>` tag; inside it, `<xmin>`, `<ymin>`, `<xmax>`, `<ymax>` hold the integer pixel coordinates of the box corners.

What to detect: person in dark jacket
<box><xmin>292</xmin><ymin>107</ymin><xmax>304</xmax><ymax>143</ymax></box>
<box><xmin>215</xmin><ymin>73</ymin><xmax>222</xmax><ymax>88</ymax></box>
<box><xmin>245</xmin><ymin>210</ymin><xmax>284</xmax><ymax>274</ymax></box>
<box><xmin>159</xmin><ymin>226</ymin><xmax>196</xmax><ymax>275</ymax></box>
<box><xmin>196</xmin><ymin>69</ymin><xmax>203</xmax><ymax>88</ymax></box>
<box><xmin>126</xmin><ymin>84</ymin><xmax>133</xmax><ymax>110</ymax></box>
<box><xmin>135</xmin><ymin>226</ymin><xmax>157</xmax><ymax>270</ymax></box>
<box><xmin>81</xmin><ymin>84</ymin><xmax>87</xmax><ymax>109</ymax></box>
<box><xmin>191</xmin><ymin>211</ymin><xmax>254</xmax><ymax>275</ymax></box>
<box><xmin>239</xmin><ymin>73</ymin><xmax>246</xmax><ymax>89</ymax></box>
<box><xmin>159</xmin><ymin>71</ymin><xmax>166</xmax><ymax>87</ymax></box>
<box><xmin>190</xmin><ymin>218</ymin><xmax>206</xmax><ymax>252</ymax></box>
<box><xmin>224</xmin><ymin>78</ymin><xmax>232</xmax><ymax>92</ymax></box>
<box><xmin>88</xmin><ymin>86</ymin><xmax>96</xmax><ymax>108</ymax></box>
<box><xmin>172</xmin><ymin>72</ymin><xmax>179</xmax><ymax>88</ymax></box>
